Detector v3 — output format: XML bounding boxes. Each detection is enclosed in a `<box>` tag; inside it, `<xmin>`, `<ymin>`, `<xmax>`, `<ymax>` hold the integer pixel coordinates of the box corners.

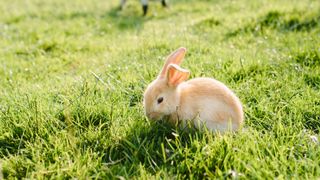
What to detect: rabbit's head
<box><xmin>143</xmin><ymin>47</ymin><xmax>190</xmax><ymax>120</ymax></box>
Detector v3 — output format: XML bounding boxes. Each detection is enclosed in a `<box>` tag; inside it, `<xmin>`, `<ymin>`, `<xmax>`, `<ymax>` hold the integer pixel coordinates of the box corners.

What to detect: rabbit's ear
<box><xmin>166</xmin><ymin>64</ymin><xmax>190</xmax><ymax>86</ymax></box>
<box><xmin>159</xmin><ymin>47</ymin><xmax>187</xmax><ymax>77</ymax></box>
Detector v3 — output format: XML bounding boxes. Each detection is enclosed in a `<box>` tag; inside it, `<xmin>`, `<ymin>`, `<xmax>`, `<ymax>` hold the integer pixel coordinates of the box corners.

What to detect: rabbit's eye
<box><xmin>157</xmin><ymin>97</ymin><xmax>164</xmax><ymax>104</ymax></box>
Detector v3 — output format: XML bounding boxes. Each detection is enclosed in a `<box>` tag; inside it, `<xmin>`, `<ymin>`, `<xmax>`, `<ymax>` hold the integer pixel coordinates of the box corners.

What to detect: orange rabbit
<box><xmin>143</xmin><ymin>47</ymin><xmax>244</xmax><ymax>132</ymax></box>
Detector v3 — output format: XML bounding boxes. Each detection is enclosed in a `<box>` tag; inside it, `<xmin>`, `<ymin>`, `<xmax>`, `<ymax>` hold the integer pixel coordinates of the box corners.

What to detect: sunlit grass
<box><xmin>0</xmin><ymin>0</ymin><xmax>319</xmax><ymax>178</ymax></box>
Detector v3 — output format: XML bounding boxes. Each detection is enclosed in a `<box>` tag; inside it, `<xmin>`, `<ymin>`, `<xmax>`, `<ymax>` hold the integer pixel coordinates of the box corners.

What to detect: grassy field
<box><xmin>0</xmin><ymin>0</ymin><xmax>320</xmax><ymax>178</ymax></box>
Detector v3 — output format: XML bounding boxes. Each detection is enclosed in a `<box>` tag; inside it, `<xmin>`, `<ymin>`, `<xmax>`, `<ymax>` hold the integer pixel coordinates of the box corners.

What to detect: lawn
<box><xmin>0</xmin><ymin>0</ymin><xmax>320</xmax><ymax>178</ymax></box>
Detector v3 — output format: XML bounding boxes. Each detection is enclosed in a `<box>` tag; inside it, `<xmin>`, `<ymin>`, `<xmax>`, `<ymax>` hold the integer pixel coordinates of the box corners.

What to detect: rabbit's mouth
<box><xmin>147</xmin><ymin>112</ymin><xmax>163</xmax><ymax>120</ymax></box>
<box><xmin>161</xmin><ymin>115</ymin><xmax>170</xmax><ymax>122</ymax></box>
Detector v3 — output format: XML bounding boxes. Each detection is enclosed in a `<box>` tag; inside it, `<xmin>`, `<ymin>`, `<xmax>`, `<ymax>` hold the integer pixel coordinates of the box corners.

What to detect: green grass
<box><xmin>1</xmin><ymin>0</ymin><xmax>320</xmax><ymax>178</ymax></box>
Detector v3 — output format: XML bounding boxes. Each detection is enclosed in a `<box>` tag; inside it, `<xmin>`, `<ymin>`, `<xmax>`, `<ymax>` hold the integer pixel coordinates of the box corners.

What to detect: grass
<box><xmin>0</xmin><ymin>0</ymin><xmax>320</xmax><ymax>178</ymax></box>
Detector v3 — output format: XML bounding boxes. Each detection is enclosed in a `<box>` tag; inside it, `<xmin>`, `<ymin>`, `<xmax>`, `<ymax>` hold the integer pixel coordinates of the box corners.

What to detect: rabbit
<box><xmin>143</xmin><ymin>47</ymin><xmax>244</xmax><ymax>132</ymax></box>
<box><xmin>120</xmin><ymin>0</ymin><xmax>167</xmax><ymax>16</ymax></box>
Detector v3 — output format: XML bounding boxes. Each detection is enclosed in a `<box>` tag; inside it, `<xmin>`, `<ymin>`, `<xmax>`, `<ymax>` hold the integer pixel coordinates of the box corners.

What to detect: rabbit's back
<box><xmin>177</xmin><ymin>78</ymin><xmax>244</xmax><ymax>131</ymax></box>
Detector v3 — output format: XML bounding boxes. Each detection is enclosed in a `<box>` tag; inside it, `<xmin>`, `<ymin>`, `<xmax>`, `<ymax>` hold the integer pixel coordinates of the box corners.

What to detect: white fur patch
<box><xmin>180</xmin><ymin>97</ymin><xmax>237</xmax><ymax>132</ymax></box>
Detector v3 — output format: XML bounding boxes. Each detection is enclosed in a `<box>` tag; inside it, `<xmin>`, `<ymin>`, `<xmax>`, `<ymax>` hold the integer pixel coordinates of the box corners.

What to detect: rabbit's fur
<box><xmin>143</xmin><ymin>47</ymin><xmax>244</xmax><ymax>132</ymax></box>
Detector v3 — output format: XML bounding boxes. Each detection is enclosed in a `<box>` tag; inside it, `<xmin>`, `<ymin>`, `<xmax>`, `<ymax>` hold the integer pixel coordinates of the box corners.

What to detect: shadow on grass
<box><xmin>0</xmin><ymin>133</ymin><xmax>24</xmax><ymax>157</ymax></box>
<box><xmin>226</xmin><ymin>10</ymin><xmax>320</xmax><ymax>38</ymax></box>
<box><xmin>229</xmin><ymin>64</ymin><xmax>273</xmax><ymax>83</ymax></box>
<box><xmin>293</xmin><ymin>50</ymin><xmax>320</xmax><ymax>90</ymax></box>
<box><xmin>293</xmin><ymin>50</ymin><xmax>320</xmax><ymax>67</ymax></box>
<box><xmin>103</xmin><ymin>120</ymin><xmax>224</xmax><ymax>178</ymax></box>
<box><xmin>56</xmin><ymin>108</ymin><xmax>112</xmax><ymax>131</ymax></box>
<box><xmin>303</xmin><ymin>113</ymin><xmax>320</xmax><ymax>133</ymax></box>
